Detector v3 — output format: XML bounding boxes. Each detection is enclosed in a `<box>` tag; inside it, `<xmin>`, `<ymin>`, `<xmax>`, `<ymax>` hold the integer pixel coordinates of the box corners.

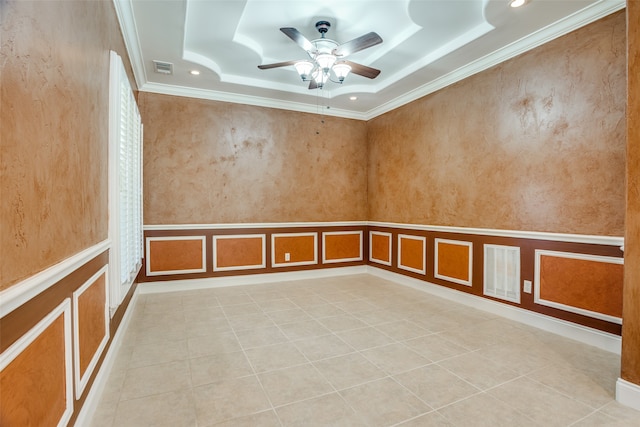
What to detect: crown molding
<box><xmin>112</xmin><ymin>0</ymin><xmax>147</xmax><ymax>90</ymax></box>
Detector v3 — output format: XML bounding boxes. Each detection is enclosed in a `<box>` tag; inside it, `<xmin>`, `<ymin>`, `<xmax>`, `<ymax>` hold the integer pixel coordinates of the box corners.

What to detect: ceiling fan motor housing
<box><xmin>315</xmin><ymin>21</ymin><xmax>331</xmax><ymax>36</ymax></box>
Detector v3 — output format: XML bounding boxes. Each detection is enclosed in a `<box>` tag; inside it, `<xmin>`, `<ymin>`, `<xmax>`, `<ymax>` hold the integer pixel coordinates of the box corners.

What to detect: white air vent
<box><xmin>484</xmin><ymin>244</ymin><xmax>521</xmax><ymax>303</ymax></box>
<box><xmin>153</xmin><ymin>60</ymin><xmax>173</xmax><ymax>75</ymax></box>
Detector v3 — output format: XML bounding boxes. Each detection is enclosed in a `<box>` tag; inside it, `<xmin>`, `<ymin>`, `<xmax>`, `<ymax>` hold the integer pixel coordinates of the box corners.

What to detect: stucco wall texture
<box><xmin>140</xmin><ymin>93</ymin><xmax>368</xmax><ymax>224</ymax></box>
<box><xmin>367</xmin><ymin>11</ymin><xmax>626</xmax><ymax>236</ymax></box>
<box><xmin>1</xmin><ymin>0</ymin><xmax>133</xmax><ymax>289</ymax></box>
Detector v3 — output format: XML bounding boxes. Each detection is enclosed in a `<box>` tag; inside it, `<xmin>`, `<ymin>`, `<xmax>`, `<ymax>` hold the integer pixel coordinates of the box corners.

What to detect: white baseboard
<box><xmin>74</xmin><ymin>291</ymin><xmax>139</xmax><ymax>426</ymax></box>
<box><xmin>616</xmin><ymin>378</ymin><xmax>640</xmax><ymax>411</ymax></box>
<box><xmin>366</xmin><ymin>266</ymin><xmax>622</xmax><ymax>354</ymax></box>
<box><xmin>137</xmin><ymin>265</ymin><xmax>368</xmax><ymax>294</ymax></box>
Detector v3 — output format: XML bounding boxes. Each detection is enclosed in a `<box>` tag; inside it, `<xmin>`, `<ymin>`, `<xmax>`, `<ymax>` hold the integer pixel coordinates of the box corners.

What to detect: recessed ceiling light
<box><xmin>509</xmin><ymin>0</ymin><xmax>527</xmax><ymax>7</ymax></box>
<box><xmin>349</xmin><ymin>96</ymin><xmax>358</xmax><ymax>101</ymax></box>
<box><xmin>189</xmin><ymin>70</ymin><xmax>200</xmax><ymax>75</ymax></box>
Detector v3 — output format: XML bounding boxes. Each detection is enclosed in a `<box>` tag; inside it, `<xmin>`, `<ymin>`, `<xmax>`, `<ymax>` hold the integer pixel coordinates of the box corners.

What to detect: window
<box><xmin>108</xmin><ymin>51</ymin><xmax>142</xmax><ymax>311</ymax></box>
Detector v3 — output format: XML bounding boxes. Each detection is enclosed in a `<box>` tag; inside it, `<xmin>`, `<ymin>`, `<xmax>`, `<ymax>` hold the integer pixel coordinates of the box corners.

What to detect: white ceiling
<box><xmin>114</xmin><ymin>0</ymin><xmax>625</xmax><ymax>120</ymax></box>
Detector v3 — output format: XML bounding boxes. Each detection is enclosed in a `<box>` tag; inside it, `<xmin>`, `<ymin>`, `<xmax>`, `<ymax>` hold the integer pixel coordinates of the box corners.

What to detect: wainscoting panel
<box><xmin>0</xmin><ymin>300</ymin><xmax>73</xmax><ymax>427</ymax></box>
<box><xmin>146</xmin><ymin>236</ymin><xmax>206</xmax><ymax>276</ymax></box>
<box><xmin>213</xmin><ymin>234</ymin><xmax>266</xmax><ymax>272</ymax></box>
<box><xmin>322</xmin><ymin>231</ymin><xmax>363</xmax><ymax>264</ymax></box>
<box><xmin>434</xmin><ymin>238</ymin><xmax>473</xmax><ymax>286</ymax></box>
<box><xmin>535</xmin><ymin>250</ymin><xmax>624</xmax><ymax>323</ymax></box>
<box><xmin>398</xmin><ymin>234</ymin><xmax>427</xmax><ymax>275</ymax></box>
<box><xmin>369</xmin><ymin>231</ymin><xmax>392</xmax><ymax>266</ymax></box>
<box><xmin>73</xmin><ymin>267</ymin><xmax>110</xmax><ymax>398</ymax></box>
<box><xmin>272</xmin><ymin>233</ymin><xmax>318</xmax><ymax>267</ymax></box>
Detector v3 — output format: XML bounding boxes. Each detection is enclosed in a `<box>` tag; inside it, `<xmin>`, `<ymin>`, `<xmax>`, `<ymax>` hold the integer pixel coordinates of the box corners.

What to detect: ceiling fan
<box><xmin>258</xmin><ymin>21</ymin><xmax>382</xmax><ymax>89</ymax></box>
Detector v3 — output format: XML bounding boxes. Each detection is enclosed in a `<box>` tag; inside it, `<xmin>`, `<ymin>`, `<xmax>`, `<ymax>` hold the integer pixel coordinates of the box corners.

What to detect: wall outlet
<box><xmin>523</xmin><ymin>280</ymin><xmax>532</xmax><ymax>294</ymax></box>
<box><xmin>285</xmin><ymin>253</ymin><xmax>291</xmax><ymax>262</ymax></box>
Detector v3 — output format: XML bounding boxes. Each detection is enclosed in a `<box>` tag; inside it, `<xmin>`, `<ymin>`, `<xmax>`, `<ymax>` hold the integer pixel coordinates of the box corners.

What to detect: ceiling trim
<box><xmin>140</xmin><ymin>82</ymin><xmax>368</xmax><ymax>120</ymax></box>
<box><xmin>116</xmin><ymin>0</ymin><xmax>625</xmax><ymax>121</ymax></box>
<box><xmin>112</xmin><ymin>0</ymin><xmax>147</xmax><ymax>90</ymax></box>
<box><xmin>364</xmin><ymin>0</ymin><xmax>626</xmax><ymax>120</ymax></box>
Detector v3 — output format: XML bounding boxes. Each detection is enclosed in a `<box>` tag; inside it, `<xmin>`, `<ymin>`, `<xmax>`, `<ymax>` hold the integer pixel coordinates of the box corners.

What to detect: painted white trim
<box><xmin>367</xmin><ymin>266</ymin><xmax>621</xmax><ymax>354</ymax></box>
<box><xmin>212</xmin><ymin>234</ymin><xmax>267</xmax><ymax>272</ymax></box>
<box><xmin>0</xmin><ymin>299</ymin><xmax>73</xmax><ymax>427</ymax></box>
<box><xmin>271</xmin><ymin>232</ymin><xmax>318</xmax><ymax>268</ymax></box>
<box><xmin>144</xmin><ymin>221</ymin><xmax>367</xmax><ymax>231</ymax></box>
<box><xmin>322</xmin><ymin>231</ymin><xmax>364</xmax><ymax>264</ymax></box>
<box><xmin>483</xmin><ymin>244</ymin><xmax>522</xmax><ymax>304</ymax></box>
<box><xmin>616</xmin><ymin>378</ymin><xmax>640</xmax><ymax>411</ymax></box>
<box><xmin>111</xmin><ymin>0</ymin><xmax>146</xmax><ymax>90</ymax></box>
<box><xmin>397</xmin><ymin>234</ymin><xmax>427</xmax><ymax>275</ymax></box>
<box><xmin>74</xmin><ymin>291</ymin><xmax>139</xmax><ymax>426</ymax></box>
<box><xmin>145</xmin><ymin>236</ymin><xmax>207</xmax><ymax>276</ymax></box>
<box><xmin>73</xmin><ymin>266</ymin><xmax>110</xmax><ymax>399</ymax></box>
<box><xmin>144</xmin><ymin>221</ymin><xmax>624</xmax><ymax>248</ymax></box>
<box><xmin>141</xmin><ymin>82</ymin><xmax>366</xmax><ymax>121</ymax></box>
<box><xmin>534</xmin><ymin>250</ymin><xmax>623</xmax><ymax>324</ymax></box>
<box><xmin>369</xmin><ymin>231</ymin><xmax>393</xmax><ymax>266</ymax></box>
<box><xmin>0</xmin><ymin>240</ymin><xmax>110</xmax><ymax>318</ymax></box>
<box><xmin>368</xmin><ymin>221</ymin><xmax>623</xmax><ymax>246</ymax></box>
<box><xmin>434</xmin><ymin>238</ymin><xmax>473</xmax><ymax>287</ymax></box>
<box><xmin>138</xmin><ymin>265</ymin><xmax>368</xmax><ymax>294</ymax></box>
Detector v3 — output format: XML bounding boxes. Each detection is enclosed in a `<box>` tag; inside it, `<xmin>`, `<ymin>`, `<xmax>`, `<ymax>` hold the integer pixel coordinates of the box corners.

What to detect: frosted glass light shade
<box><xmin>316</xmin><ymin>54</ymin><xmax>337</xmax><ymax>70</ymax></box>
<box><xmin>294</xmin><ymin>61</ymin><xmax>314</xmax><ymax>80</ymax></box>
<box><xmin>332</xmin><ymin>63</ymin><xmax>351</xmax><ymax>82</ymax></box>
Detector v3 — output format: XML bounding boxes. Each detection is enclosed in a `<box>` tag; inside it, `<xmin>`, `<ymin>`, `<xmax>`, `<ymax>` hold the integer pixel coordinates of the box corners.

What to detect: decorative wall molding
<box><xmin>367</xmin><ymin>266</ymin><xmax>621</xmax><ymax>354</ymax></box>
<box><xmin>322</xmin><ymin>231</ymin><xmax>364</xmax><ymax>264</ymax></box>
<box><xmin>397</xmin><ymin>234</ymin><xmax>427</xmax><ymax>275</ymax></box>
<box><xmin>0</xmin><ymin>240</ymin><xmax>110</xmax><ymax>318</ymax></box>
<box><xmin>145</xmin><ymin>235</ymin><xmax>207</xmax><ymax>276</ymax></box>
<box><xmin>0</xmin><ymin>299</ymin><xmax>73</xmax><ymax>427</ymax></box>
<box><xmin>434</xmin><ymin>238</ymin><xmax>473</xmax><ymax>287</ymax></box>
<box><xmin>212</xmin><ymin>234</ymin><xmax>266</xmax><ymax>272</ymax></box>
<box><xmin>369</xmin><ymin>221</ymin><xmax>624</xmax><ymax>246</ymax></box>
<box><xmin>369</xmin><ymin>231</ymin><xmax>393</xmax><ymax>266</ymax></box>
<box><xmin>145</xmin><ymin>221</ymin><xmax>623</xmax><ymax>247</ymax></box>
<box><xmin>534</xmin><ymin>250</ymin><xmax>623</xmax><ymax>324</ymax></box>
<box><xmin>144</xmin><ymin>221</ymin><xmax>367</xmax><ymax>231</ymax></box>
<box><xmin>73</xmin><ymin>266</ymin><xmax>110</xmax><ymax>399</ymax></box>
<box><xmin>271</xmin><ymin>232</ymin><xmax>318</xmax><ymax>268</ymax></box>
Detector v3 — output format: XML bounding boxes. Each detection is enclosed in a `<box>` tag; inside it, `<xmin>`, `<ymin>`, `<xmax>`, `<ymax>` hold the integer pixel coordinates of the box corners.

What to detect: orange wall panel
<box><xmin>436</xmin><ymin>241</ymin><xmax>471</xmax><ymax>282</ymax></box>
<box><xmin>538</xmin><ymin>254</ymin><xmax>623</xmax><ymax>319</ymax></box>
<box><xmin>371</xmin><ymin>232</ymin><xmax>391</xmax><ymax>264</ymax></box>
<box><xmin>148</xmin><ymin>238</ymin><xmax>205</xmax><ymax>273</ymax></box>
<box><xmin>77</xmin><ymin>273</ymin><xmax>107</xmax><ymax>377</ymax></box>
<box><xmin>399</xmin><ymin>236</ymin><xmax>425</xmax><ymax>273</ymax></box>
<box><xmin>324</xmin><ymin>233</ymin><xmax>362</xmax><ymax>262</ymax></box>
<box><xmin>273</xmin><ymin>234</ymin><xmax>316</xmax><ymax>265</ymax></box>
<box><xmin>1</xmin><ymin>315</ymin><xmax>68</xmax><ymax>426</ymax></box>
<box><xmin>215</xmin><ymin>236</ymin><xmax>265</xmax><ymax>269</ymax></box>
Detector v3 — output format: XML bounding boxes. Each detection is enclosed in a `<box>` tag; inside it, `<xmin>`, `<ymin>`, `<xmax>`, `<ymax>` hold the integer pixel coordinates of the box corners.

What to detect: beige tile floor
<box><xmin>90</xmin><ymin>274</ymin><xmax>640</xmax><ymax>427</ymax></box>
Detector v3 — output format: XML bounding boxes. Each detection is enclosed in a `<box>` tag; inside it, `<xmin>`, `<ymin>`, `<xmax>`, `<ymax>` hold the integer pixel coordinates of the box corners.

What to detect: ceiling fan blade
<box><xmin>308</xmin><ymin>79</ymin><xmax>318</xmax><ymax>90</ymax></box>
<box><xmin>343</xmin><ymin>60</ymin><xmax>381</xmax><ymax>79</ymax></box>
<box><xmin>257</xmin><ymin>60</ymin><xmax>299</xmax><ymax>70</ymax></box>
<box><xmin>280</xmin><ymin>27</ymin><xmax>314</xmax><ymax>52</ymax></box>
<box><xmin>333</xmin><ymin>32</ymin><xmax>382</xmax><ymax>57</ymax></box>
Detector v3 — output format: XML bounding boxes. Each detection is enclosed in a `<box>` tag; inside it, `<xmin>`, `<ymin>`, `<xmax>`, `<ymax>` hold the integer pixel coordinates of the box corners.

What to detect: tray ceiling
<box><xmin>115</xmin><ymin>0</ymin><xmax>625</xmax><ymax>120</ymax></box>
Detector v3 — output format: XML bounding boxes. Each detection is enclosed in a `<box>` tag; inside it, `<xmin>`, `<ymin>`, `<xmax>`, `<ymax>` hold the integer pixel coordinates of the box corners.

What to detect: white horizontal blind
<box><xmin>109</xmin><ymin>51</ymin><xmax>142</xmax><ymax>311</ymax></box>
<box><xmin>484</xmin><ymin>244</ymin><xmax>520</xmax><ymax>303</ymax></box>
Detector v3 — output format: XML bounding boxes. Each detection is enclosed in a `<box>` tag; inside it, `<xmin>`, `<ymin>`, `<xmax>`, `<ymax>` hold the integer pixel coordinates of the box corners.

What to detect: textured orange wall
<box><xmin>1</xmin><ymin>0</ymin><xmax>133</xmax><ymax>289</ymax></box>
<box><xmin>140</xmin><ymin>93</ymin><xmax>368</xmax><ymax>224</ymax></box>
<box><xmin>622</xmin><ymin>0</ymin><xmax>640</xmax><ymax>386</ymax></box>
<box><xmin>367</xmin><ymin>11</ymin><xmax>626</xmax><ymax>236</ymax></box>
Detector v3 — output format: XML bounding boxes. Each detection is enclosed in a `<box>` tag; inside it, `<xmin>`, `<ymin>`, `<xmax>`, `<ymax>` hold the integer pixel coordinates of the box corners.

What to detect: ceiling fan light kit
<box><xmin>258</xmin><ymin>20</ymin><xmax>382</xmax><ymax>89</ymax></box>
